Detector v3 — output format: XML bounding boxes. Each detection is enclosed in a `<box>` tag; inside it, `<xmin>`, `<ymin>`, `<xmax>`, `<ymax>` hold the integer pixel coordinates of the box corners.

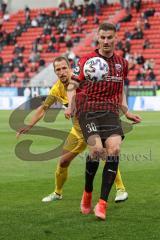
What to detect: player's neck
<box><xmin>64</xmin><ymin>82</ymin><xmax>69</xmax><ymax>88</ymax></box>
<box><xmin>98</xmin><ymin>49</ymin><xmax>114</xmax><ymax>58</ymax></box>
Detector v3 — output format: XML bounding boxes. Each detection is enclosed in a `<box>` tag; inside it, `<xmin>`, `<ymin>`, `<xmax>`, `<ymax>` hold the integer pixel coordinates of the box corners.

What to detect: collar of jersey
<box><xmin>95</xmin><ymin>49</ymin><xmax>114</xmax><ymax>60</ymax></box>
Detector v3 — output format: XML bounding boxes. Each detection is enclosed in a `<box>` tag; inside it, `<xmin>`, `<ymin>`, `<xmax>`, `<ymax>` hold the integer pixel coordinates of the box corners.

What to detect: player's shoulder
<box><xmin>79</xmin><ymin>51</ymin><xmax>98</xmax><ymax>65</ymax></box>
<box><xmin>82</xmin><ymin>51</ymin><xmax>98</xmax><ymax>59</ymax></box>
<box><xmin>49</xmin><ymin>79</ymin><xmax>61</xmax><ymax>94</ymax></box>
<box><xmin>114</xmin><ymin>53</ymin><xmax>128</xmax><ymax>66</ymax></box>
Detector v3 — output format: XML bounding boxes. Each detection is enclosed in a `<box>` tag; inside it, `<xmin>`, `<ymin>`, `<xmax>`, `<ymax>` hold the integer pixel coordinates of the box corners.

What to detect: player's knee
<box><xmin>107</xmin><ymin>146</ymin><xmax>120</xmax><ymax>156</ymax></box>
<box><xmin>59</xmin><ymin>158</ymin><xmax>71</xmax><ymax>167</ymax></box>
<box><xmin>60</xmin><ymin>149</ymin><xmax>77</xmax><ymax>167</ymax></box>
<box><xmin>90</xmin><ymin>147</ymin><xmax>104</xmax><ymax>159</ymax></box>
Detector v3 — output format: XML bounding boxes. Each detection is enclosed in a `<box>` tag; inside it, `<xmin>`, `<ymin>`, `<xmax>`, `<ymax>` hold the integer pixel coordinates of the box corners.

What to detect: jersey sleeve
<box><xmin>42</xmin><ymin>95</ymin><xmax>57</xmax><ymax>111</ymax></box>
<box><xmin>71</xmin><ymin>57</ymin><xmax>86</xmax><ymax>83</ymax></box>
<box><xmin>41</xmin><ymin>84</ymin><xmax>59</xmax><ymax>110</ymax></box>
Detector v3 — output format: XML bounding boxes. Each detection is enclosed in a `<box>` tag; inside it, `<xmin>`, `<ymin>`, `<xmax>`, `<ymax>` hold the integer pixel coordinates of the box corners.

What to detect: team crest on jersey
<box><xmin>115</xmin><ymin>64</ymin><xmax>122</xmax><ymax>73</ymax></box>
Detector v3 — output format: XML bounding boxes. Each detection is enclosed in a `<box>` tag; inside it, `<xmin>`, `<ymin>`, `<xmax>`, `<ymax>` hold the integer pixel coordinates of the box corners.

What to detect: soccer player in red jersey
<box><xmin>65</xmin><ymin>22</ymin><xmax>142</xmax><ymax>220</ymax></box>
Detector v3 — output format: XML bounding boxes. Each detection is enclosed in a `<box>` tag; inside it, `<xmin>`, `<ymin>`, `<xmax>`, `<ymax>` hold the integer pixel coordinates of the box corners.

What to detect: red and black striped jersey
<box><xmin>72</xmin><ymin>49</ymin><xmax>128</xmax><ymax>115</ymax></box>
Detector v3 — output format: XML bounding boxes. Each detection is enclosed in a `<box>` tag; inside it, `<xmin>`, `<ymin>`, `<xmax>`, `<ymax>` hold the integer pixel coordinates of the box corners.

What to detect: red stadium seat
<box><xmin>1</xmin><ymin>1</ymin><xmax>160</xmax><ymax>87</ymax></box>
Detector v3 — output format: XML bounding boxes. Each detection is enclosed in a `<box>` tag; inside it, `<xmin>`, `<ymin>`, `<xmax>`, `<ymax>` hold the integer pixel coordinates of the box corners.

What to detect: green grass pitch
<box><xmin>0</xmin><ymin>110</ymin><xmax>160</xmax><ymax>240</ymax></box>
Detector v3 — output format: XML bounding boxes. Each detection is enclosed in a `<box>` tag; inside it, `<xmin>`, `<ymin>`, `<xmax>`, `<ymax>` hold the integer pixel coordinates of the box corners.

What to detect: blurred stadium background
<box><xmin>0</xmin><ymin>0</ymin><xmax>160</xmax><ymax>110</ymax></box>
<box><xmin>0</xmin><ymin>1</ymin><xmax>160</xmax><ymax>240</ymax></box>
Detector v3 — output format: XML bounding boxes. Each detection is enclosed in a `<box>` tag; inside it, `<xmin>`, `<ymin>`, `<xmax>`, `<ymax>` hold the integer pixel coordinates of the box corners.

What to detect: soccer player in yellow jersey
<box><xmin>17</xmin><ymin>56</ymin><xmax>128</xmax><ymax>203</ymax></box>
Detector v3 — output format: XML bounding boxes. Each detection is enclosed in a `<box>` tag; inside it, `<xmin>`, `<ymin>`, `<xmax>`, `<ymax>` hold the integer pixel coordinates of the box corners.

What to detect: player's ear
<box><xmin>114</xmin><ymin>33</ymin><xmax>118</xmax><ymax>44</ymax></box>
<box><xmin>97</xmin><ymin>33</ymin><xmax>100</xmax><ymax>44</ymax></box>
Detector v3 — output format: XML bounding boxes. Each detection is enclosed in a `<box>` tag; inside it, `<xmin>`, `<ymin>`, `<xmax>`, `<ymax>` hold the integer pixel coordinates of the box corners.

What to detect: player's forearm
<box><xmin>28</xmin><ymin>95</ymin><xmax>56</xmax><ymax>128</ymax></box>
<box><xmin>120</xmin><ymin>90</ymin><xmax>129</xmax><ymax>116</ymax></box>
<box><xmin>28</xmin><ymin>106</ymin><xmax>45</xmax><ymax>128</ymax></box>
<box><xmin>67</xmin><ymin>81</ymin><xmax>78</xmax><ymax>109</ymax></box>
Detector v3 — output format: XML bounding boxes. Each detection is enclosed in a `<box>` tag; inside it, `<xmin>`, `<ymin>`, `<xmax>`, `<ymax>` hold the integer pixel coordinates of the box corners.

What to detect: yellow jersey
<box><xmin>42</xmin><ymin>79</ymin><xmax>86</xmax><ymax>153</ymax></box>
<box><xmin>42</xmin><ymin>79</ymin><xmax>68</xmax><ymax>110</ymax></box>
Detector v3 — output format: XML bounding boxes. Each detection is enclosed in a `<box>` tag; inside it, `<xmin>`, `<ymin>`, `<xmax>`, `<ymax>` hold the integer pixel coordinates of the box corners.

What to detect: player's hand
<box><xmin>16</xmin><ymin>126</ymin><xmax>32</xmax><ymax>139</ymax></box>
<box><xmin>64</xmin><ymin>107</ymin><xmax>72</xmax><ymax>119</ymax></box>
<box><xmin>125</xmin><ymin>111</ymin><xmax>142</xmax><ymax>124</ymax></box>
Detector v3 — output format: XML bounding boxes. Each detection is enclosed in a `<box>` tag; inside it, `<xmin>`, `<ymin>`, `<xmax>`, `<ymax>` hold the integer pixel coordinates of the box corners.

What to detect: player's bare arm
<box><xmin>16</xmin><ymin>105</ymin><xmax>45</xmax><ymax>138</ymax></box>
<box><xmin>121</xmin><ymin>89</ymin><xmax>142</xmax><ymax>124</ymax></box>
<box><xmin>16</xmin><ymin>95</ymin><xmax>56</xmax><ymax>138</ymax></box>
<box><xmin>65</xmin><ymin>80</ymin><xmax>79</xmax><ymax>119</ymax></box>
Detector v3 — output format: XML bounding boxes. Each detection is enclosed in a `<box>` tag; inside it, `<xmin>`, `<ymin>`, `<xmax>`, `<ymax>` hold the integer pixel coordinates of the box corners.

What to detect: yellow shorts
<box><xmin>63</xmin><ymin>117</ymin><xmax>86</xmax><ymax>154</ymax></box>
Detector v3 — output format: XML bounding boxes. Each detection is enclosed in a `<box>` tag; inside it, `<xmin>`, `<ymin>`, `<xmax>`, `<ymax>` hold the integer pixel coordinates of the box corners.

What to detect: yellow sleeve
<box><xmin>49</xmin><ymin>80</ymin><xmax>68</xmax><ymax>105</ymax></box>
<box><xmin>42</xmin><ymin>80</ymin><xmax>68</xmax><ymax>110</ymax></box>
<box><xmin>49</xmin><ymin>83</ymin><xmax>59</xmax><ymax>96</ymax></box>
<box><xmin>42</xmin><ymin>95</ymin><xmax>57</xmax><ymax>111</ymax></box>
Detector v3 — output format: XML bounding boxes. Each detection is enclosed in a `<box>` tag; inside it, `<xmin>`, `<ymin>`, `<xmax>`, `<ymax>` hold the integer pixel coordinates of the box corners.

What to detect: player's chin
<box><xmin>103</xmin><ymin>47</ymin><xmax>111</xmax><ymax>52</ymax></box>
<box><xmin>61</xmin><ymin>78</ymin><xmax>68</xmax><ymax>84</ymax></box>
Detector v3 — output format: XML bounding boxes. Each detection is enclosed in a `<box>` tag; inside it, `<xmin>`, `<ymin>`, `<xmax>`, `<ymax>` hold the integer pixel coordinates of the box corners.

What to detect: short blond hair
<box><xmin>53</xmin><ymin>56</ymin><xmax>70</xmax><ymax>69</ymax></box>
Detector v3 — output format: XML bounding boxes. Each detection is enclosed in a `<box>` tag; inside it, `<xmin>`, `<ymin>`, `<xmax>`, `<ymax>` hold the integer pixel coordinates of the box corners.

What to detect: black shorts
<box><xmin>79</xmin><ymin>111</ymin><xmax>124</xmax><ymax>143</ymax></box>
